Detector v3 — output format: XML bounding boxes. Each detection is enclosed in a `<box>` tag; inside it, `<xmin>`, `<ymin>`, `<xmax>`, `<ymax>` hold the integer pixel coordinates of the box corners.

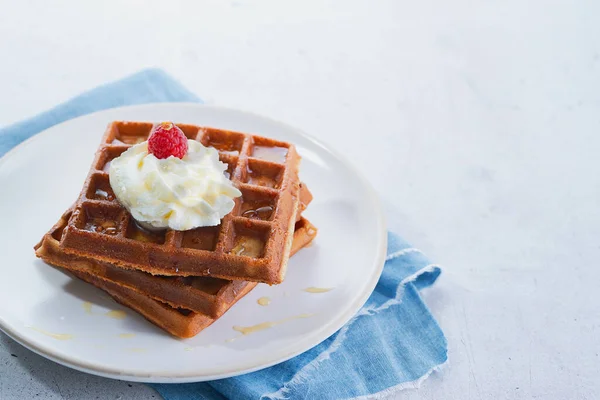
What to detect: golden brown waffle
<box><xmin>36</xmin><ymin>208</ymin><xmax>317</xmax><ymax>318</ymax></box>
<box><xmin>36</xmin><ymin>184</ymin><xmax>313</xmax><ymax>317</ymax></box>
<box><xmin>297</xmin><ymin>182</ymin><xmax>313</xmax><ymax>217</ymax></box>
<box><xmin>43</xmin><ymin>221</ymin><xmax>316</xmax><ymax>338</ymax></box>
<box><xmin>59</xmin><ymin>122</ymin><xmax>302</xmax><ymax>284</ymax></box>
<box><xmin>290</xmin><ymin>218</ymin><xmax>318</xmax><ymax>257</ymax></box>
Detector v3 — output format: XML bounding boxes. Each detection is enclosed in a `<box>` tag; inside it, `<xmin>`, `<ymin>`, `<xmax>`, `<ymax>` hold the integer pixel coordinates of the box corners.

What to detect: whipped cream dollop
<box><xmin>109</xmin><ymin>140</ymin><xmax>241</xmax><ymax>231</ymax></box>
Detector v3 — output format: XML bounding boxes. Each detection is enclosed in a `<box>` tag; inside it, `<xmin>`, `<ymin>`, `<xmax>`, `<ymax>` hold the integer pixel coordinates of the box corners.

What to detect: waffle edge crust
<box><xmin>35</xmin><ymin>217</ymin><xmax>316</xmax><ymax>338</ymax></box>
<box><xmin>36</xmin><ymin>210</ymin><xmax>317</xmax><ymax>318</ymax></box>
<box><xmin>58</xmin><ymin>122</ymin><xmax>303</xmax><ymax>284</ymax></box>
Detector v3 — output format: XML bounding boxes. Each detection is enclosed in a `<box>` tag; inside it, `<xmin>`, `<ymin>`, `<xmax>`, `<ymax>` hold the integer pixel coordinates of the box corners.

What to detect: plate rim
<box><xmin>0</xmin><ymin>102</ymin><xmax>387</xmax><ymax>383</ymax></box>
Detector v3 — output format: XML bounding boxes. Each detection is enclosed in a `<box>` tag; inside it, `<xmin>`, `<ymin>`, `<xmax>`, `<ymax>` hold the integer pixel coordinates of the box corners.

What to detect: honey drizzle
<box><xmin>303</xmin><ymin>287</ymin><xmax>333</xmax><ymax>293</ymax></box>
<box><xmin>27</xmin><ymin>326</ymin><xmax>73</xmax><ymax>341</ymax></box>
<box><xmin>82</xmin><ymin>302</ymin><xmax>127</xmax><ymax>319</ymax></box>
<box><xmin>232</xmin><ymin>313</ymin><xmax>313</xmax><ymax>336</ymax></box>
<box><xmin>257</xmin><ymin>296</ymin><xmax>271</xmax><ymax>306</ymax></box>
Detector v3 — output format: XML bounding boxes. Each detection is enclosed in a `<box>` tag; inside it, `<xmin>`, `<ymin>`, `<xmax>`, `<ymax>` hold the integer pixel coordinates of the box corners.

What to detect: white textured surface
<box><xmin>1</xmin><ymin>0</ymin><xmax>599</xmax><ymax>399</ymax></box>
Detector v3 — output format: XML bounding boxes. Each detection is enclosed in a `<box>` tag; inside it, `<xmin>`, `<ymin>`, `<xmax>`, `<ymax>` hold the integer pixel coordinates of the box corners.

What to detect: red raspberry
<box><xmin>148</xmin><ymin>122</ymin><xmax>188</xmax><ymax>159</ymax></box>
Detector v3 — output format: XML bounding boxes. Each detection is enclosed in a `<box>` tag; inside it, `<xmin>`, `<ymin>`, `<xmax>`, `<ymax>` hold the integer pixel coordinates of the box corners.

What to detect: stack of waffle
<box><xmin>35</xmin><ymin>122</ymin><xmax>317</xmax><ymax>338</ymax></box>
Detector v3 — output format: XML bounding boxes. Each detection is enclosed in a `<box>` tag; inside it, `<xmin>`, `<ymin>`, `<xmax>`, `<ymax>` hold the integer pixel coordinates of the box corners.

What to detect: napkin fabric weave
<box><xmin>0</xmin><ymin>69</ymin><xmax>447</xmax><ymax>400</ymax></box>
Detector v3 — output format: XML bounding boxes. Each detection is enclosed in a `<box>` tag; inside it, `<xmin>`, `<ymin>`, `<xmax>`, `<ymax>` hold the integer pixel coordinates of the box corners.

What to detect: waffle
<box><xmin>36</xmin><ymin>208</ymin><xmax>317</xmax><ymax>318</ymax></box>
<box><xmin>44</xmin><ymin>220</ymin><xmax>316</xmax><ymax>338</ymax></box>
<box><xmin>59</xmin><ymin>122</ymin><xmax>302</xmax><ymax>284</ymax></box>
<box><xmin>67</xmin><ymin>269</ymin><xmax>247</xmax><ymax>339</ymax></box>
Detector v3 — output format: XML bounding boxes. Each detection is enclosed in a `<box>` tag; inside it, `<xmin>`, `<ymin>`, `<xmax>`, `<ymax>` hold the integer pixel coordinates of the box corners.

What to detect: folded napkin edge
<box><xmin>402</xmin><ymin>263</ymin><xmax>443</xmax><ymax>286</ymax></box>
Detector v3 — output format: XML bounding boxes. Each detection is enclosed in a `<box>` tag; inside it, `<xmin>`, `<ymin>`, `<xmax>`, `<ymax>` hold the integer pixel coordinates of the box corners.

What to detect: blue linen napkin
<box><xmin>0</xmin><ymin>69</ymin><xmax>447</xmax><ymax>399</ymax></box>
<box><xmin>153</xmin><ymin>234</ymin><xmax>447</xmax><ymax>400</ymax></box>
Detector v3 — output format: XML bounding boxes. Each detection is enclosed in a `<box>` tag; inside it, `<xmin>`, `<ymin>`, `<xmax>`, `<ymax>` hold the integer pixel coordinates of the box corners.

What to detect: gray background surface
<box><xmin>1</xmin><ymin>0</ymin><xmax>599</xmax><ymax>399</ymax></box>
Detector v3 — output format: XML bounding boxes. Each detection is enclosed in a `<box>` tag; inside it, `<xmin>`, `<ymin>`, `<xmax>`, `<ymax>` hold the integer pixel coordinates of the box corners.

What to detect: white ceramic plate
<box><xmin>0</xmin><ymin>103</ymin><xmax>386</xmax><ymax>383</ymax></box>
